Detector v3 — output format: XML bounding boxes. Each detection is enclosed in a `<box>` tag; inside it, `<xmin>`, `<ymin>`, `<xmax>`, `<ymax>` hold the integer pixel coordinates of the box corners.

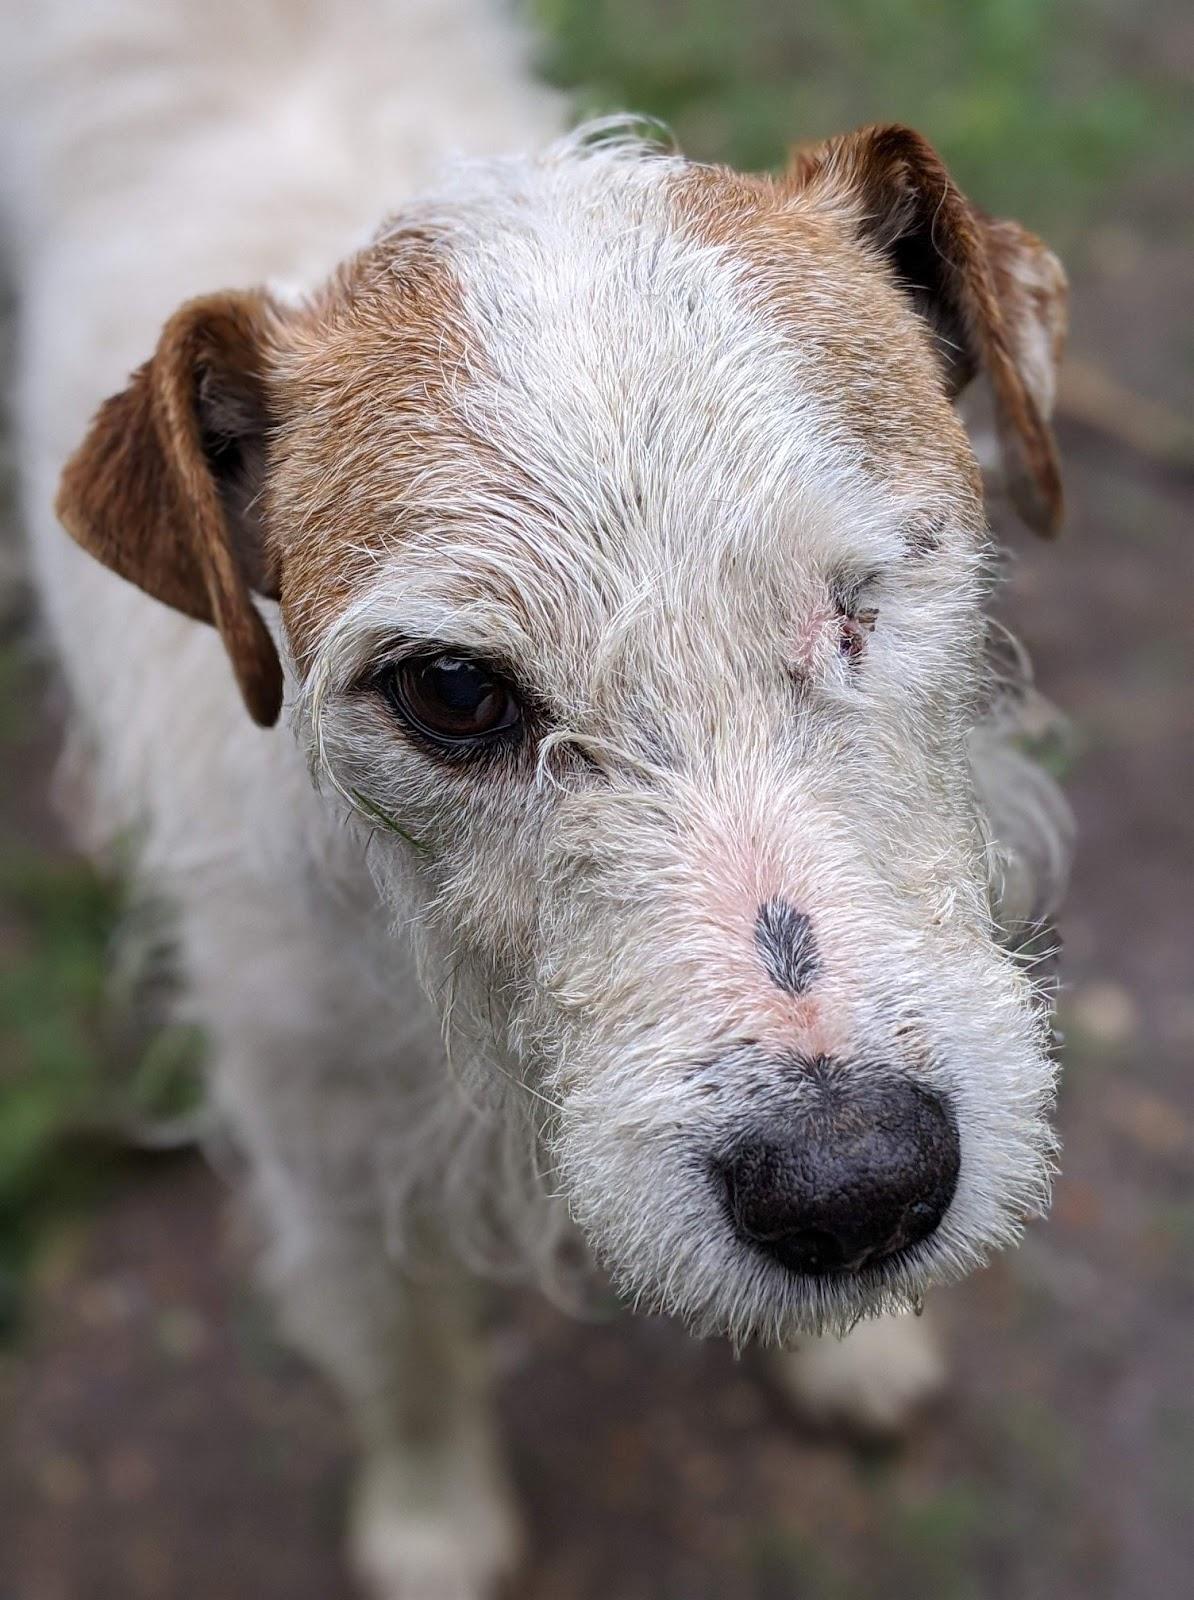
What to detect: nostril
<box><xmin>718</xmin><ymin>1070</ymin><xmax>959</xmax><ymax>1276</ymax></box>
<box><xmin>766</xmin><ymin>1228</ymin><xmax>848</xmax><ymax>1276</ymax></box>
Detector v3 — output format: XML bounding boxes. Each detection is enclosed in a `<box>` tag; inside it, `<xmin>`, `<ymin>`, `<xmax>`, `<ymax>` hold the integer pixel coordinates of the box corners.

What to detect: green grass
<box><xmin>0</xmin><ymin>740</ymin><xmax>203</xmax><ymax>1334</ymax></box>
<box><xmin>744</xmin><ymin>1473</ymin><xmax>994</xmax><ymax>1600</ymax></box>
<box><xmin>0</xmin><ymin>393</ymin><xmax>217</xmax><ymax>1326</ymax></box>
<box><xmin>0</xmin><ymin>851</ymin><xmax>120</xmax><ymax>1331</ymax></box>
<box><xmin>535</xmin><ymin>0</ymin><xmax>1194</xmax><ymax>251</ymax></box>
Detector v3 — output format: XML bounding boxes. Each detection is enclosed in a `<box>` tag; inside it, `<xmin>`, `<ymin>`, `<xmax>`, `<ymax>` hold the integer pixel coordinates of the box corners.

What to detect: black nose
<box><xmin>718</xmin><ymin>1071</ymin><xmax>959</xmax><ymax>1275</ymax></box>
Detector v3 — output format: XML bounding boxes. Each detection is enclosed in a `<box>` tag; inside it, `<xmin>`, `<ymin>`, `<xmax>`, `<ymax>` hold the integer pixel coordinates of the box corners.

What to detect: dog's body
<box><xmin>3</xmin><ymin>1</ymin><xmax>1073</xmax><ymax>1593</ymax></box>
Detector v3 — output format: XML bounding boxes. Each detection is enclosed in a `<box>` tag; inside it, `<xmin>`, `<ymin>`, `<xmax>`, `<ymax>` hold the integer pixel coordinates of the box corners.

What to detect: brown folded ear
<box><xmin>790</xmin><ymin>125</ymin><xmax>1067</xmax><ymax>536</ymax></box>
<box><xmin>56</xmin><ymin>291</ymin><xmax>286</xmax><ymax>725</ymax></box>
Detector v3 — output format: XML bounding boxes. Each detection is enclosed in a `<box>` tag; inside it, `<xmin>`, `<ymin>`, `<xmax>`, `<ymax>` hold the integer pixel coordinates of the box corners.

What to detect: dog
<box><xmin>1</xmin><ymin>0</ymin><xmax>1073</xmax><ymax>1593</ymax></box>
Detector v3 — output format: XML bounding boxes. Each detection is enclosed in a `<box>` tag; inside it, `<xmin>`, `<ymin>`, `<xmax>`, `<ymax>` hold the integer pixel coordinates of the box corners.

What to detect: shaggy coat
<box><xmin>2</xmin><ymin>2</ymin><xmax>1071</xmax><ymax>1593</ymax></box>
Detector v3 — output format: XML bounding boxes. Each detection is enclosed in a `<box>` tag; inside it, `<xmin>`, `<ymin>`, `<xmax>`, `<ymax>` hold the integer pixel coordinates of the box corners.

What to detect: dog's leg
<box><xmin>257</xmin><ymin>1179</ymin><xmax>521</xmax><ymax>1600</ymax></box>
<box><xmin>185</xmin><ymin>875</ymin><xmax>520</xmax><ymax>1600</ymax></box>
<box><xmin>768</xmin><ymin>1306</ymin><xmax>945</xmax><ymax>1438</ymax></box>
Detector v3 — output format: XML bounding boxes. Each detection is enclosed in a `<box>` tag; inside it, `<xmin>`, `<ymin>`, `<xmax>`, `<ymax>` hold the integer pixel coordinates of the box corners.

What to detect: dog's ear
<box><xmin>790</xmin><ymin>124</ymin><xmax>1067</xmax><ymax>536</ymax></box>
<box><xmin>56</xmin><ymin>291</ymin><xmax>286</xmax><ymax>725</ymax></box>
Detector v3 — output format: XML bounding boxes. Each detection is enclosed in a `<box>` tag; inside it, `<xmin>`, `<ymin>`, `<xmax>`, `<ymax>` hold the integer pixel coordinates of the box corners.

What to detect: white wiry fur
<box><xmin>301</xmin><ymin>130</ymin><xmax>1062</xmax><ymax>1341</ymax></box>
<box><xmin>2</xmin><ymin>2</ymin><xmax>1071</xmax><ymax>1594</ymax></box>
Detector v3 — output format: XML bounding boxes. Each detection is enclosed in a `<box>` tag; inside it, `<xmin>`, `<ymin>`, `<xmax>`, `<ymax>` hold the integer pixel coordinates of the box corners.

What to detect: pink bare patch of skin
<box><xmin>690</xmin><ymin>829</ymin><xmax>853</xmax><ymax>1063</ymax></box>
<box><xmin>787</xmin><ymin>599</ymin><xmax>839</xmax><ymax>678</ymax></box>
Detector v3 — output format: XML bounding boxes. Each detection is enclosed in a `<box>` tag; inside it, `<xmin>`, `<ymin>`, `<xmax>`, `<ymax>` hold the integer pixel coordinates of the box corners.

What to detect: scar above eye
<box><xmin>837</xmin><ymin>612</ymin><xmax>875</xmax><ymax>663</ymax></box>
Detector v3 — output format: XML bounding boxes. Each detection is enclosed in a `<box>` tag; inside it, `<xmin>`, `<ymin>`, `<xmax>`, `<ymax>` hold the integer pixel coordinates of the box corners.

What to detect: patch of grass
<box><xmin>743</xmin><ymin>1522</ymin><xmax>854</xmax><ymax>1600</ymax></box>
<box><xmin>535</xmin><ymin>0</ymin><xmax>1194</xmax><ymax>247</ymax></box>
<box><xmin>996</xmin><ymin>1396</ymin><xmax>1082</xmax><ymax>1507</ymax></box>
<box><xmin>0</xmin><ymin>640</ymin><xmax>33</xmax><ymax>746</ymax></box>
<box><xmin>0</xmin><ymin>845</ymin><xmax>204</xmax><ymax>1336</ymax></box>
<box><xmin>742</xmin><ymin>1474</ymin><xmax>993</xmax><ymax>1600</ymax></box>
<box><xmin>0</xmin><ymin>853</ymin><xmax>119</xmax><ymax>1331</ymax></box>
<box><xmin>0</xmin><ymin>859</ymin><xmax>120</xmax><ymax>1173</ymax></box>
<box><xmin>877</xmin><ymin>1480</ymin><xmax>989</xmax><ymax>1600</ymax></box>
<box><xmin>0</xmin><ymin>586</ymin><xmax>209</xmax><ymax>1333</ymax></box>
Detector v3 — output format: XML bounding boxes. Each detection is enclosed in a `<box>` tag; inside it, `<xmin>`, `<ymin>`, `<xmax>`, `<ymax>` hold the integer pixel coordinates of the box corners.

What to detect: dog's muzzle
<box><xmin>715</xmin><ymin>1061</ymin><xmax>960</xmax><ymax>1276</ymax></box>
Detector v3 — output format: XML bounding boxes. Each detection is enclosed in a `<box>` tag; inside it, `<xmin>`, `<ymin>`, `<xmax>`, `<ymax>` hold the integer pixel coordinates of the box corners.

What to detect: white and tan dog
<box><xmin>1</xmin><ymin>0</ymin><xmax>1072</xmax><ymax>1593</ymax></box>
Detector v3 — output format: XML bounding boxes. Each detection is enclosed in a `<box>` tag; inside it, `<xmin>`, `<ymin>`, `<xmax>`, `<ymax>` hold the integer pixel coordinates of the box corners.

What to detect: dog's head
<box><xmin>58</xmin><ymin>124</ymin><xmax>1069</xmax><ymax>1340</ymax></box>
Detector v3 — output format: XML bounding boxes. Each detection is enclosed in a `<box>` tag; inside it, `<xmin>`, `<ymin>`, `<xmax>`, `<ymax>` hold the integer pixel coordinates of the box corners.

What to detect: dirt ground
<box><xmin>2</xmin><ymin>16</ymin><xmax>1193</xmax><ymax>1600</ymax></box>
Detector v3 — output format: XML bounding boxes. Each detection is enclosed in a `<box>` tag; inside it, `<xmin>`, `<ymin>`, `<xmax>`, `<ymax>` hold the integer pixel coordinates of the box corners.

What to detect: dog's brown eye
<box><xmin>381</xmin><ymin>654</ymin><xmax>522</xmax><ymax>744</ymax></box>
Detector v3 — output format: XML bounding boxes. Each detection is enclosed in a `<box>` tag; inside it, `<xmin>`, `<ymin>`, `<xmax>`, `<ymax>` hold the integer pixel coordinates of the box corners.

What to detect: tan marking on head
<box><xmin>667</xmin><ymin>161</ymin><xmax>978</xmax><ymax>503</ymax></box>
<box><xmin>787</xmin><ymin>126</ymin><xmax>1065</xmax><ymax>534</ymax></box>
<box><xmin>667</xmin><ymin>127</ymin><xmax>1065</xmax><ymax>535</ymax></box>
<box><xmin>263</xmin><ymin>234</ymin><xmax>477</xmax><ymax>670</ymax></box>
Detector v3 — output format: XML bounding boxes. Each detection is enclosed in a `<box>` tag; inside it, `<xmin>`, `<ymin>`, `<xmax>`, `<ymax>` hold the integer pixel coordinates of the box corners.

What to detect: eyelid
<box><xmin>360</xmin><ymin>637</ymin><xmax>513</xmax><ymax>689</ymax></box>
<box><xmin>832</xmin><ymin>569</ymin><xmax>882</xmax><ymax>616</ymax></box>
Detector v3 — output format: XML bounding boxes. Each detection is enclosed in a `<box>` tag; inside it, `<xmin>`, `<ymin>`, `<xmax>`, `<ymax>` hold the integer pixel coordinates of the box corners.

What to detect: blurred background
<box><xmin>2</xmin><ymin>1</ymin><xmax>1192</xmax><ymax>1596</ymax></box>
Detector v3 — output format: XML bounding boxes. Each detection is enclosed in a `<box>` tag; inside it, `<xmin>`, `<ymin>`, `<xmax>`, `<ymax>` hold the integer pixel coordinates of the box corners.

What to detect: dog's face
<box><xmin>58</xmin><ymin>125</ymin><xmax>1068</xmax><ymax>1341</ymax></box>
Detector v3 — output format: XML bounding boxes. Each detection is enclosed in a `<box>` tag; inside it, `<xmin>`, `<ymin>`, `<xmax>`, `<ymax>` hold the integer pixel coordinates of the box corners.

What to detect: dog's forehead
<box><xmin>275</xmin><ymin>144</ymin><xmax>982</xmax><ymax>665</ymax></box>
